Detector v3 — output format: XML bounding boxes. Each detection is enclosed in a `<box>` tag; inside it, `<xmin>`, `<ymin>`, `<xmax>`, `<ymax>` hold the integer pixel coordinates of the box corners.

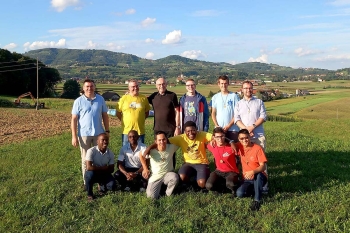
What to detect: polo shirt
<box><xmin>71</xmin><ymin>94</ymin><xmax>108</xmax><ymax>137</ymax></box>
<box><xmin>118</xmin><ymin>142</ymin><xmax>147</xmax><ymax>168</ymax></box>
<box><xmin>85</xmin><ymin>146</ymin><xmax>115</xmax><ymax>167</ymax></box>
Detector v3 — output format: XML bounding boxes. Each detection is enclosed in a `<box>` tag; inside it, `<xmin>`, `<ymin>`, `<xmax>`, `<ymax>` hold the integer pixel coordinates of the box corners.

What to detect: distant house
<box><xmin>102</xmin><ymin>91</ymin><xmax>120</xmax><ymax>101</ymax></box>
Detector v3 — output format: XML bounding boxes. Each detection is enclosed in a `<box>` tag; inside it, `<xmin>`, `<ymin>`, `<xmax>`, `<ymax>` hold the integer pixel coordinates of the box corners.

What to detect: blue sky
<box><xmin>1</xmin><ymin>0</ymin><xmax>350</xmax><ymax>70</ymax></box>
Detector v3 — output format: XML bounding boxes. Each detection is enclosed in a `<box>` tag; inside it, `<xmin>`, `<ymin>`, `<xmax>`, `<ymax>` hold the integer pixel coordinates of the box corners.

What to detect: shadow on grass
<box><xmin>268</xmin><ymin>150</ymin><xmax>349</xmax><ymax>197</ymax></box>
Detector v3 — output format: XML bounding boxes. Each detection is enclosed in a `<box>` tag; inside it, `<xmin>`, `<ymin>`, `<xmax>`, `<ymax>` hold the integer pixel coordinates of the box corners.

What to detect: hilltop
<box><xmin>24</xmin><ymin>48</ymin><xmax>344</xmax><ymax>83</ymax></box>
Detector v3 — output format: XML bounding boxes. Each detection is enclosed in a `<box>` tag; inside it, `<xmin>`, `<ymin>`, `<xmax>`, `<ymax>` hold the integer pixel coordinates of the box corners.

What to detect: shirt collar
<box><xmin>96</xmin><ymin>146</ymin><xmax>109</xmax><ymax>155</ymax></box>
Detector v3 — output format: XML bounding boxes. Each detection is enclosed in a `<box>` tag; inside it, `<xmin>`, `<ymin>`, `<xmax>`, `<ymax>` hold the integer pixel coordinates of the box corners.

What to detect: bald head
<box><xmin>156</xmin><ymin>77</ymin><xmax>167</xmax><ymax>94</ymax></box>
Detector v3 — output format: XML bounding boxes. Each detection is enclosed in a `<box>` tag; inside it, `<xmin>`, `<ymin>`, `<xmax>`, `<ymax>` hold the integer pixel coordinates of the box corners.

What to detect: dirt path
<box><xmin>0</xmin><ymin>108</ymin><xmax>120</xmax><ymax>146</ymax></box>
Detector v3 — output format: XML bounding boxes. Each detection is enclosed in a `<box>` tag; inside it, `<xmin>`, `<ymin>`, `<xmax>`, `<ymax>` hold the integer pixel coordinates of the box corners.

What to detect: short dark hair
<box><xmin>242</xmin><ymin>80</ymin><xmax>253</xmax><ymax>87</ymax></box>
<box><xmin>238</xmin><ymin>129</ymin><xmax>249</xmax><ymax>136</ymax></box>
<box><xmin>83</xmin><ymin>79</ymin><xmax>95</xmax><ymax>85</ymax></box>
<box><xmin>213</xmin><ymin>127</ymin><xmax>225</xmax><ymax>135</ymax></box>
<box><xmin>217</xmin><ymin>75</ymin><xmax>229</xmax><ymax>83</ymax></box>
<box><xmin>128</xmin><ymin>130</ymin><xmax>138</xmax><ymax>136</ymax></box>
<box><xmin>154</xmin><ymin>130</ymin><xmax>167</xmax><ymax>139</ymax></box>
<box><xmin>184</xmin><ymin>121</ymin><xmax>196</xmax><ymax>129</ymax></box>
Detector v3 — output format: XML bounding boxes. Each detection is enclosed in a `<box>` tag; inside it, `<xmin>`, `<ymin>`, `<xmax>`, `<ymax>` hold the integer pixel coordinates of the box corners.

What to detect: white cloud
<box><xmin>272</xmin><ymin>48</ymin><xmax>283</xmax><ymax>54</ymax></box>
<box><xmin>162</xmin><ymin>30</ymin><xmax>182</xmax><ymax>44</ymax></box>
<box><xmin>86</xmin><ymin>40</ymin><xmax>98</xmax><ymax>49</ymax></box>
<box><xmin>248</xmin><ymin>54</ymin><xmax>268</xmax><ymax>63</ymax></box>
<box><xmin>23</xmin><ymin>39</ymin><xmax>66</xmax><ymax>51</ymax></box>
<box><xmin>191</xmin><ymin>10</ymin><xmax>221</xmax><ymax>17</ymax></box>
<box><xmin>51</xmin><ymin>0</ymin><xmax>81</xmax><ymax>12</ymax></box>
<box><xmin>145</xmin><ymin>38</ymin><xmax>155</xmax><ymax>43</ymax></box>
<box><xmin>180</xmin><ymin>50</ymin><xmax>206</xmax><ymax>59</ymax></box>
<box><xmin>315</xmin><ymin>54</ymin><xmax>350</xmax><ymax>61</ymax></box>
<box><xmin>125</xmin><ymin>8</ymin><xmax>136</xmax><ymax>15</ymax></box>
<box><xmin>3</xmin><ymin>43</ymin><xmax>17</xmax><ymax>50</ymax></box>
<box><xmin>106</xmin><ymin>43</ymin><xmax>125</xmax><ymax>51</ymax></box>
<box><xmin>329</xmin><ymin>0</ymin><xmax>350</xmax><ymax>6</ymax></box>
<box><xmin>294</xmin><ymin>47</ymin><xmax>319</xmax><ymax>57</ymax></box>
<box><xmin>141</xmin><ymin>17</ymin><xmax>156</xmax><ymax>27</ymax></box>
<box><xmin>145</xmin><ymin>52</ymin><xmax>155</xmax><ymax>59</ymax></box>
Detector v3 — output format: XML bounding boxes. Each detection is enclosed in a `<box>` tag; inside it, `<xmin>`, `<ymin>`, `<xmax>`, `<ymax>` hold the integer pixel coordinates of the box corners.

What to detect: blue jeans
<box><xmin>122</xmin><ymin>134</ymin><xmax>145</xmax><ymax>146</ymax></box>
<box><xmin>84</xmin><ymin>170</ymin><xmax>115</xmax><ymax>197</ymax></box>
<box><xmin>236</xmin><ymin>173</ymin><xmax>267</xmax><ymax>201</ymax></box>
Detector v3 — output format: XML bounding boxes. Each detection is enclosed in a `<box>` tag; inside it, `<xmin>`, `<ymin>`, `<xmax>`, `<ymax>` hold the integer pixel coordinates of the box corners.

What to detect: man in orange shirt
<box><xmin>236</xmin><ymin>129</ymin><xmax>267</xmax><ymax>211</ymax></box>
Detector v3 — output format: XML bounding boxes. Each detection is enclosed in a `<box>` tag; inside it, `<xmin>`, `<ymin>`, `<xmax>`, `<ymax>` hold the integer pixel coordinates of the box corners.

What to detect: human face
<box><xmin>128</xmin><ymin>132</ymin><xmax>139</xmax><ymax>145</ymax></box>
<box><xmin>242</xmin><ymin>83</ymin><xmax>253</xmax><ymax>99</ymax></box>
<box><xmin>128</xmin><ymin>81</ymin><xmax>139</xmax><ymax>96</ymax></box>
<box><xmin>156</xmin><ymin>78</ymin><xmax>167</xmax><ymax>94</ymax></box>
<box><xmin>238</xmin><ymin>134</ymin><xmax>250</xmax><ymax>147</ymax></box>
<box><xmin>83</xmin><ymin>81</ymin><xmax>95</xmax><ymax>97</ymax></box>
<box><xmin>97</xmin><ymin>134</ymin><xmax>109</xmax><ymax>151</ymax></box>
<box><xmin>185</xmin><ymin>81</ymin><xmax>196</xmax><ymax>95</ymax></box>
<box><xmin>155</xmin><ymin>133</ymin><xmax>167</xmax><ymax>149</ymax></box>
<box><xmin>214</xmin><ymin>133</ymin><xmax>225</xmax><ymax>146</ymax></box>
<box><xmin>185</xmin><ymin>126</ymin><xmax>197</xmax><ymax>140</ymax></box>
<box><xmin>218</xmin><ymin>79</ymin><xmax>229</xmax><ymax>93</ymax></box>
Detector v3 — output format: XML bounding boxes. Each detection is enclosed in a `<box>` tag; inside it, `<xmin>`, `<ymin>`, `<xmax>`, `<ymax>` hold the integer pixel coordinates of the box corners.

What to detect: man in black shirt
<box><xmin>148</xmin><ymin>78</ymin><xmax>180</xmax><ymax>168</ymax></box>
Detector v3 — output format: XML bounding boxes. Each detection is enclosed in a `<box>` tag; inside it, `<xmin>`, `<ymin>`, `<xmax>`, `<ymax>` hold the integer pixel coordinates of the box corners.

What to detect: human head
<box><xmin>217</xmin><ymin>76</ymin><xmax>229</xmax><ymax>93</ymax></box>
<box><xmin>82</xmin><ymin>79</ymin><xmax>96</xmax><ymax>97</ymax></box>
<box><xmin>128</xmin><ymin>130</ymin><xmax>139</xmax><ymax>145</ymax></box>
<box><xmin>156</xmin><ymin>78</ymin><xmax>167</xmax><ymax>95</ymax></box>
<box><xmin>185</xmin><ymin>79</ymin><xmax>196</xmax><ymax>96</ymax></box>
<box><xmin>213</xmin><ymin>127</ymin><xmax>226</xmax><ymax>146</ymax></box>
<box><xmin>128</xmin><ymin>79</ymin><xmax>139</xmax><ymax>96</ymax></box>
<box><xmin>238</xmin><ymin>129</ymin><xmax>251</xmax><ymax>147</ymax></box>
<box><xmin>184</xmin><ymin>121</ymin><xmax>197</xmax><ymax>140</ymax></box>
<box><xmin>242</xmin><ymin>80</ymin><xmax>253</xmax><ymax>99</ymax></box>
<box><xmin>97</xmin><ymin>133</ymin><xmax>109</xmax><ymax>151</ymax></box>
<box><xmin>155</xmin><ymin>131</ymin><xmax>167</xmax><ymax>149</ymax></box>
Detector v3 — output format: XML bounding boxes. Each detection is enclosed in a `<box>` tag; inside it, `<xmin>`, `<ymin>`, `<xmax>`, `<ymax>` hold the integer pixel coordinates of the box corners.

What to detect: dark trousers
<box><xmin>84</xmin><ymin>170</ymin><xmax>115</xmax><ymax>197</ymax></box>
<box><xmin>154</xmin><ymin>130</ymin><xmax>176</xmax><ymax>169</ymax></box>
<box><xmin>114</xmin><ymin>168</ymin><xmax>148</xmax><ymax>189</ymax></box>
<box><xmin>236</xmin><ymin>172</ymin><xmax>267</xmax><ymax>201</ymax></box>
<box><xmin>205</xmin><ymin>170</ymin><xmax>239</xmax><ymax>192</ymax></box>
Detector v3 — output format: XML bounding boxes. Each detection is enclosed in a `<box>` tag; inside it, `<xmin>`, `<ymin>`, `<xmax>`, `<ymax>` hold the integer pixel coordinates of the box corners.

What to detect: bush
<box><xmin>0</xmin><ymin>99</ymin><xmax>14</xmax><ymax>107</ymax></box>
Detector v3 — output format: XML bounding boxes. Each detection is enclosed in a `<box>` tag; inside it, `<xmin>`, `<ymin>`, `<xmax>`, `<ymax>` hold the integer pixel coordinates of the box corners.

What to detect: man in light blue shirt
<box><xmin>71</xmin><ymin>79</ymin><xmax>110</xmax><ymax>189</ymax></box>
<box><xmin>211</xmin><ymin>75</ymin><xmax>241</xmax><ymax>142</ymax></box>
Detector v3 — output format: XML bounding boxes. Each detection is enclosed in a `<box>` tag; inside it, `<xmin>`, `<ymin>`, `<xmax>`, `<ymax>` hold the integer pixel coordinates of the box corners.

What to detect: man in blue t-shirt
<box><xmin>211</xmin><ymin>75</ymin><xmax>240</xmax><ymax>142</ymax></box>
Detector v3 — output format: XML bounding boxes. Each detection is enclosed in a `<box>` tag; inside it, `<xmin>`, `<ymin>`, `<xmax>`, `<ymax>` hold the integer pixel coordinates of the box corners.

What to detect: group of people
<box><xmin>71</xmin><ymin>76</ymin><xmax>268</xmax><ymax>211</ymax></box>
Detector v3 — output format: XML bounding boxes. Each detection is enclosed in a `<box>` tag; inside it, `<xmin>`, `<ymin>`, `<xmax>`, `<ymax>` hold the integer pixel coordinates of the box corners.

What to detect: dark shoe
<box><xmin>87</xmin><ymin>196</ymin><xmax>94</xmax><ymax>202</ymax></box>
<box><xmin>250</xmin><ymin>201</ymin><xmax>261</xmax><ymax>211</ymax></box>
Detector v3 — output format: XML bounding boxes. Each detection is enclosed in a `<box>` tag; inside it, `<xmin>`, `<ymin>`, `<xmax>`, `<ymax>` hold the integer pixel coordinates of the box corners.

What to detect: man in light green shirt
<box><xmin>140</xmin><ymin>131</ymin><xmax>179</xmax><ymax>199</ymax></box>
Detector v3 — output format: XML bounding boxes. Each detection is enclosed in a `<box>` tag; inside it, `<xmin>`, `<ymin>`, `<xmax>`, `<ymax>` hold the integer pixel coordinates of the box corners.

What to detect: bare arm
<box><xmin>116</xmin><ymin>111</ymin><xmax>122</xmax><ymax>121</ymax></box>
<box><xmin>86</xmin><ymin>160</ymin><xmax>114</xmax><ymax>173</ymax></box>
<box><xmin>211</xmin><ymin>107</ymin><xmax>220</xmax><ymax>128</ymax></box>
<box><xmin>71</xmin><ymin>114</ymin><xmax>79</xmax><ymax>147</ymax></box>
<box><xmin>244</xmin><ymin>162</ymin><xmax>266</xmax><ymax>180</ymax></box>
<box><xmin>140</xmin><ymin>150</ymin><xmax>151</xmax><ymax>179</ymax></box>
<box><xmin>102</xmin><ymin>112</ymin><xmax>110</xmax><ymax>132</ymax></box>
<box><xmin>174</xmin><ymin>107</ymin><xmax>181</xmax><ymax>136</ymax></box>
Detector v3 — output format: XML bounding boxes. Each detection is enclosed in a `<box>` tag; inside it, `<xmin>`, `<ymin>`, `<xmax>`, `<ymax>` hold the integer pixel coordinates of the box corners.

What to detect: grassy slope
<box><xmin>1</xmin><ymin>82</ymin><xmax>350</xmax><ymax>232</ymax></box>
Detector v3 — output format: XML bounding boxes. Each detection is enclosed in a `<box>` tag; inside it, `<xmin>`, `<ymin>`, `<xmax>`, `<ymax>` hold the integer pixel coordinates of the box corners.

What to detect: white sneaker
<box><xmin>139</xmin><ymin>187</ymin><xmax>146</xmax><ymax>192</ymax></box>
<box><xmin>124</xmin><ymin>186</ymin><xmax>131</xmax><ymax>191</ymax></box>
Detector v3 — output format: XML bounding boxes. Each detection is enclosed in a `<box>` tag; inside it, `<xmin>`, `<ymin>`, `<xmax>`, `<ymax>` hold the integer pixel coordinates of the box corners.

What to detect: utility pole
<box><xmin>36</xmin><ymin>58</ymin><xmax>39</xmax><ymax>110</ymax></box>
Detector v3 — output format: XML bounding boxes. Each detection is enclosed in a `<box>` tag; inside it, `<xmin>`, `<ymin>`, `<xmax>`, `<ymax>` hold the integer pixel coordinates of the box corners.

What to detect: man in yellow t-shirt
<box><xmin>116</xmin><ymin>79</ymin><xmax>150</xmax><ymax>145</ymax></box>
<box><xmin>168</xmin><ymin>121</ymin><xmax>213</xmax><ymax>190</ymax></box>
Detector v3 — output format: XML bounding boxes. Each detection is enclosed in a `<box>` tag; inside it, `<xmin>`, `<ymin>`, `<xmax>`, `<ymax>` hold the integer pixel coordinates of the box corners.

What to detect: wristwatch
<box><xmin>176</xmin><ymin>126</ymin><xmax>181</xmax><ymax>129</ymax></box>
<box><xmin>105</xmin><ymin>130</ymin><xmax>110</xmax><ymax>133</ymax></box>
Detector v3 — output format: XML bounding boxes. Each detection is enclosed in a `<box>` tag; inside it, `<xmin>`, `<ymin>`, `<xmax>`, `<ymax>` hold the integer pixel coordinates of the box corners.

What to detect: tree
<box><xmin>61</xmin><ymin>80</ymin><xmax>81</xmax><ymax>99</ymax></box>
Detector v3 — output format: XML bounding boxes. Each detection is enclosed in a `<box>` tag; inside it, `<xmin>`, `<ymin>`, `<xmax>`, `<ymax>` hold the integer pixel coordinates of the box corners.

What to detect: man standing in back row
<box><xmin>179</xmin><ymin>79</ymin><xmax>209</xmax><ymax>132</ymax></box>
<box><xmin>148</xmin><ymin>78</ymin><xmax>180</xmax><ymax>168</ymax></box>
<box><xmin>71</xmin><ymin>79</ymin><xmax>110</xmax><ymax>189</ymax></box>
<box><xmin>117</xmin><ymin>79</ymin><xmax>150</xmax><ymax>145</ymax></box>
<box><xmin>211</xmin><ymin>75</ymin><xmax>240</xmax><ymax>142</ymax></box>
<box><xmin>234</xmin><ymin>80</ymin><xmax>268</xmax><ymax>193</ymax></box>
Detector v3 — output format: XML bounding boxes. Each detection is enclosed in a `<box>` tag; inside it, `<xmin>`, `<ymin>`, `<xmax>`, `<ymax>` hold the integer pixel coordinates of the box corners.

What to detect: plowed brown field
<box><xmin>0</xmin><ymin>108</ymin><xmax>121</xmax><ymax>146</ymax></box>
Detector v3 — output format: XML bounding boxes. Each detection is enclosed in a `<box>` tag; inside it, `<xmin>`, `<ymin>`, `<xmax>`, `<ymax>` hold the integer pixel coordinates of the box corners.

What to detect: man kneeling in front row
<box><xmin>236</xmin><ymin>129</ymin><xmax>268</xmax><ymax>211</ymax></box>
<box><xmin>140</xmin><ymin>131</ymin><xmax>180</xmax><ymax>199</ymax></box>
<box><xmin>85</xmin><ymin>133</ymin><xmax>115</xmax><ymax>201</ymax></box>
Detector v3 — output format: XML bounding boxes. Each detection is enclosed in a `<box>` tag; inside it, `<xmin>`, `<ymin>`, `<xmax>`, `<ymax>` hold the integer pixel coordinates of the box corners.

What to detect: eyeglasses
<box><xmin>239</xmin><ymin>137</ymin><xmax>249</xmax><ymax>141</ymax></box>
<box><xmin>157</xmin><ymin>83</ymin><xmax>166</xmax><ymax>86</ymax></box>
<box><xmin>186</xmin><ymin>84</ymin><xmax>195</xmax><ymax>87</ymax></box>
<box><xmin>242</xmin><ymin>88</ymin><xmax>253</xmax><ymax>90</ymax></box>
<box><xmin>214</xmin><ymin>135</ymin><xmax>225</xmax><ymax>139</ymax></box>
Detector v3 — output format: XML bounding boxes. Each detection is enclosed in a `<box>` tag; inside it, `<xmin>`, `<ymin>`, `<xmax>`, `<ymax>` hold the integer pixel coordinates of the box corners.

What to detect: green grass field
<box><xmin>1</xmin><ymin>81</ymin><xmax>350</xmax><ymax>232</ymax></box>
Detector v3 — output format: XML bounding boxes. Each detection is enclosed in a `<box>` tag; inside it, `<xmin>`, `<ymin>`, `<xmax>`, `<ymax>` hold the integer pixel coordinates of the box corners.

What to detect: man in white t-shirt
<box><xmin>140</xmin><ymin>131</ymin><xmax>179</xmax><ymax>199</ymax></box>
<box><xmin>114</xmin><ymin>130</ymin><xmax>148</xmax><ymax>192</ymax></box>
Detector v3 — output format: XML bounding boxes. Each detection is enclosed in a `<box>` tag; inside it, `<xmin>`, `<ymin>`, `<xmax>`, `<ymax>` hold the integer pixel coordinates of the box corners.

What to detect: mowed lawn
<box><xmin>1</xmin><ymin>86</ymin><xmax>350</xmax><ymax>232</ymax></box>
